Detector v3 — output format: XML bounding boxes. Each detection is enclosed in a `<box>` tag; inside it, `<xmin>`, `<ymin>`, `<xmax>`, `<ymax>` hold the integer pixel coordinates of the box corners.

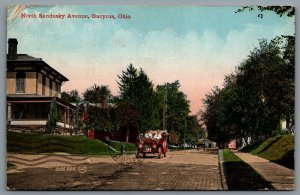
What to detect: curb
<box><xmin>218</xmin><ymin>149</ymin><xmax>228</xmax><ymax>190</ymax></box>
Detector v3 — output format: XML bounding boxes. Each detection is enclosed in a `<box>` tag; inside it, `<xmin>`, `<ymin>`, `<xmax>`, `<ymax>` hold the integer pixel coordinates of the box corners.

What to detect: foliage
<box><xmin>116</xmin><ymin>102</ymin><xmax>139</xmax><ymax>142</ymax></box>
<box><xmin>117</xmin><ymin>64</ymin><xmax>161</xmax><ymax>132</ymax></box>
<box><xmin>83</xmin><ymin>84</ymin><xmax>111</xmax><ymax>104</ymax></box>
<box><xmin>201</xmin><ymin>37</ymin><xmax>295</xmax><ymax>147</ymax></box>
<box><xmin>61</xmin><ymin>90</ymin><xmax>81</xmax><ymax>103</ymax></box>
<box><xmin>85</xmin><ymin>106</ymin><xmax>117</xmax><ymax>132</ymax></box>
<box><xmin>200</xmin><ymin>86</ymin><xmax>227</xmax><ymax>147</ymax></box>
<box><xmin>169</xmin><ymin>130</ymin><xmax>181</xmax><ymax>145</ymax></box>
<box><xmin>156</xmin><ymin>81</ymin><xmax>190</xmax><ymax>143</ymax></box>
<box><xmin>117</xmin><ymin>64</ymin><xmax>139</xmax><ymax>102</ymax></box>
<box><xmin>116</xmin><ymin>64</ymin><xmax>200</xmax><ymax>144</ymax></box>
<box><xmin>46</xmin><ymin>98</ymin><xmax>57</xmax><ymax>134</ymax></box>
<box><xmin>222</xmin><ymin>150</ymin><xmax>274</xmax><ymax>190</ymax></box>
<box><xmin>236</xmin><ymin>6</ymin><xmax>295</xmax><ymax>17</ymax></box>
<box><xmin>186</xmin><ymin>115</ymin><xmax>205</xmax><ymax>144</ymax></box>
<box><xmin>116</xmin><ymin>64</ymin><xmax>161</xmax><ymax>141</ymax></box>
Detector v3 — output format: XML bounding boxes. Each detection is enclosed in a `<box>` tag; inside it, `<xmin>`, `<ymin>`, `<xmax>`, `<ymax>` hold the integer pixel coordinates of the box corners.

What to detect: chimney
<box><xmin>101</xmin><ymin>96</ymin><xmax>107</xmax><ymax>109</ymax></box>
<box><xmin>8</xmin><ymin>38</ymin><xmax>18</xmax><ymax>60</ymax></box>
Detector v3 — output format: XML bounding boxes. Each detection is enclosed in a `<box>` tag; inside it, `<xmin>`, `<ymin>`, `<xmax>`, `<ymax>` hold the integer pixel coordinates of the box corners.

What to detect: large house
<box><xmin>6</xmin><ymin>38</ymin><xmax>76</xmax><ymax>133</ymax></box>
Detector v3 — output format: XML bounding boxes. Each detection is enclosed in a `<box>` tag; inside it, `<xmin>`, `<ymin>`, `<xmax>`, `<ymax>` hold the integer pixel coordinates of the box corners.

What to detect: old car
<box><xmin>136</xmin><ymin>130</ymin><xmax>168</xmax><ymax>159</ymax></box>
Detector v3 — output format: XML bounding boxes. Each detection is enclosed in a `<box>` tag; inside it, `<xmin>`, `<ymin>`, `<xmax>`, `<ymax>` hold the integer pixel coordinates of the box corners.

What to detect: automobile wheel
<box><xmin>158</xmin><ymin>147</ymin><xmax>162</xmax><ymax>159</ymax></box>
<box><xmin>163</xmin><ymin>152</ymin><xmax>166</xmax><ymax>157</ymax></box>
<box><xmin>143</xmin><ymin>152</ymin><xmax>146</xmax><ymax>158</ymax></box>
<box><xmin>136</xmin><ymin>151</ymin><xmax>139</xmax><ymax>158</ymax></box>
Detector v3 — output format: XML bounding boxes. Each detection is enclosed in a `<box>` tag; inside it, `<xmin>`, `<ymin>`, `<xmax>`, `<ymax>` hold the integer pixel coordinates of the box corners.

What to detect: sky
<box><xmin>7</xmin><ymin>5</ymin><xmax>295</xmax><ymax>114</ymax></box>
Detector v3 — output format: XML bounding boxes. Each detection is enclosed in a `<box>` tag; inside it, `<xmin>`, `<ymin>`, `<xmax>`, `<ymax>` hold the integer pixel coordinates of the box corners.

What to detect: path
<box><xmin>7</xmin><ymin>149</ymin><xmax>224</xmax><ymax>190</ymax></box>
<box><xmin>234</xmin><ymin>151</ymin><xmax>294</xmax><ymax>190</ymax></box>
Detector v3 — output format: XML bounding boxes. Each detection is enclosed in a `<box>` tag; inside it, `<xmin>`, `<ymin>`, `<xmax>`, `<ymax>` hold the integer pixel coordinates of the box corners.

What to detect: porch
<box><xmin>7</xmin><ymin>95</ymin><xmax>76</xmax><ymax>133</ymax></box>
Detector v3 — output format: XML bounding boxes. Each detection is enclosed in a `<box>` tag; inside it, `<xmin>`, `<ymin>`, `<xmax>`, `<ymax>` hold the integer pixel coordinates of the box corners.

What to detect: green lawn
<box><xmin>7</xmin><ymin>131</ymin><xmax>135</xmax><ymax>155</ymax></box>
<box><xmin>222</xmin><ymin>150</ymin><xmax>273</xmax><ymax>190</ymax></box>
<box><xmin>252</xmin><ymin>135</ymin><xmax>294</xmax><ymax>169</ymax></box>
<box><xmin>241</xmin><ymin>134</ymin><xmax>294</xmax><ymax>169</ymax></box>
<box><xmin>106</xmin><ymin>140</ymin><xmax>137</xmax><ymax>153</ymax></box>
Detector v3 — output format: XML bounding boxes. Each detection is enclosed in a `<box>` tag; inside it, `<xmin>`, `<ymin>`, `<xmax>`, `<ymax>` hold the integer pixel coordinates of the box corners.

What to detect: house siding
<box><xmin>25</xmin><ymin>72</ymin><xmax>36</xmax><ymax>94</ymax></box>
<box><xmin>6</xmin><ymin>72</ymin><xmax>16</xmax><ymax>94</ymax></box>
<box><xmin>45</xmin><ymin>77</ymin><xmax>50</xmax><ymax>96</ymax></box>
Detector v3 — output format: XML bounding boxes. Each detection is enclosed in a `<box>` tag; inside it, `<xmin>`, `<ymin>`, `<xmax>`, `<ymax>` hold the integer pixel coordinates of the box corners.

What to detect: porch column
<box><xmin>67</xmin><ymin>108</ymin><xmax>70</xmax><ymax>128</ymax></box>
<box><xmin>7</xmin><ymin>103</ymin><xmax>12</xmax><ymax>120</ymax></box>
<box><xmin>64</xmin><ymin>108</ymin><xmax>67</xmax><ymax>128</ymax></box>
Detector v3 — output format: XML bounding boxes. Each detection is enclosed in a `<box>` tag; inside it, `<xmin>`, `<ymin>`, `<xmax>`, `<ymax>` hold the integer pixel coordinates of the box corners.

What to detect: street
<box><xmin>7</xmin><ymin>149</ymin><xmax>224</xmax><ymax>190</ymax></box>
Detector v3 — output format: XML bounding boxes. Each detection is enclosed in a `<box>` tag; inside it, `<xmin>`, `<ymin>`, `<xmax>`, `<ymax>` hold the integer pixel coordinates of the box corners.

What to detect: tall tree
<box><xmin>157</xmin><ymin>81</ymin><xmax>190</xmax><ymax>144</ymax></box>
<box><xmin>83</xmin><ymin>84</ymin><xmax>111</xmax><ymax>106</ymax></box>
<box><xmin>201</xmin><ymin>38</ymin><xmax>295</xmax><ymax>147</ymax></box>
<box><xmin>200</xmin><ymin>86</ymin><xmax>224</xmax><ymax>147</ymax></box>
<box><xmin>117</xmin><ymin>64</ymin><xmax>138</xmax><ymax>102</ymax></box>
<box><xmin>186</xmin><ymin>115</ymin><xmax>205</xmax><ymax>145</ymax></box>
<box><xmin>47</xmin><ymin>98</ymin><xmax>58</xmax><ymax>134</ymax></box>
<box><xmin>116</xmin><ymin>102</ymin><xmax>139</xmax><ymax>143</ymax></box>
<box><xmin>117</xmin><ymin>64</ymin><xmax>161</xmax><ymax>141</ymax></box>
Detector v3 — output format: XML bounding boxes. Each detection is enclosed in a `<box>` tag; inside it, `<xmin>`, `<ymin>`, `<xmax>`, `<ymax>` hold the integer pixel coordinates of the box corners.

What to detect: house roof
<box><xmin>7</xmin><ymin>54</ymin><xmax>69</xmax><ymax>82</ymax></box>
<box><xmin>7</xmin><ymin>54</ymin><xmax>43</xmax><ymax>61</ymax></box>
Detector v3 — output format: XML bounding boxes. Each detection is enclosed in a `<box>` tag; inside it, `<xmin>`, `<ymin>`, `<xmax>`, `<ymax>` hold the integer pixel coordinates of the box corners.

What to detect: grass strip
<box><xmin>222</xmin><ymin>149</ymin><xmax>273</xmax><ymax>190</ymax></box>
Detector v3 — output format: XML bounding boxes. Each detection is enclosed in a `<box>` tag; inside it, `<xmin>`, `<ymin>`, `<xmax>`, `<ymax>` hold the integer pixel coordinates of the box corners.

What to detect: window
<box><xmin>16</xmin><ymin>72</ymin><xmax>25</xmax><ymax>93</ymax></box>
<box><xmin>42</xmin><ymin>75</ymin><xmax>46</xmax><ymax>95</ymax></box>
<box><xmin>49</xmin><ymin>80</ymin><xmax>52</xmax><ymax>96</ymax></box>
<box><xmin>55</xmin><ymin>83</ymin><xmax>59</xmax><ymax>96</ymax></box>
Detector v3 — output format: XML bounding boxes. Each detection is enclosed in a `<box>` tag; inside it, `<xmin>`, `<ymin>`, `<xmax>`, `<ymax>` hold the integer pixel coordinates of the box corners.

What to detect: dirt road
<box><xmin>7</xmin><ymin>149</ymin><xmax>224</xmax><ymax>190</ymax></box>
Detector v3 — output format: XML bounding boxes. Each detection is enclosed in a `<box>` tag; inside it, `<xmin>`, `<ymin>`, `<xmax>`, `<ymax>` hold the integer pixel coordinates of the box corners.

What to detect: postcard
<box><xmin>6</xmin><ymin>5</ymin><xmax>295</xmax><ymax>190</ymax></box>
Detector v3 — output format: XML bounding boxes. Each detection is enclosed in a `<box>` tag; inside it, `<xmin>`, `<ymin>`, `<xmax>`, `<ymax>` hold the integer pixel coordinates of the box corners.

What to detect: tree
<box><xmin>47</xmin><ymin>97</ymin><xmax>57</xmax><ymax>134</ymax></box>
<box><xmin>201</xmin><ymin>7</ymin><xmax>295</xmax><ymax>147</ymax></box>
<box><xmin>236</xmin><ymin>39</ymin><xmax>292</xmax><ymax>139</ymax></box>
<box><xmin>117</xmin><ymin>64</ymin><xmax>138</xmax><ymax>102</ymax></box>
<box><xmin>200</xmin><ymin>86</ymin><xmax>225</xmax><ymax>147</ymax></box>
<box><xmin>83</xmin><ymin>84</ymin><xmax>111</xmax><ymax>107</ymax></box>
<box><xmin>156</xmin><ymin>81</ymin><xmax>190</xmax><ymax>144</ymax></box>
<box><xmin>61</xmin><ymin>90</ymin><xmax>81</xmax><ymax>134</ymax></box>
<box><xmin>85</xmin><ymin>105</ymin><xmax>116</xmax><ymax>132</ymax></box>
<box><xmin>169</xmin><ymin>130</ymin><xmax>181</xmax><ymax>145</ymax></box>
<box><xmin>186</xmin><ymin>115</ymin><xmax>205</xmax><ymax>145</ymax></box>
<box><xmin>116</xmin><ymin>64</ymin><xmax>161</xmax><ymax>141</ymax></box>
<box><xmin>201</xmin><ymin>38</ymin><xmax>295</xmax><ymax>147</ymax></box>
<box><xmin>61</xmin><ymin>90</ymin><xmax>81</xmax><ymax>103</ymax></box>
<box><xmin>236</xmin><ymin>6</ymin><xmax>295</xmax><ymax>17</ymax></box>
<box><xmin>134</xmin><ymin>69</ymin><xmax>161</xmax><ymax>132</ymax></box>
<box><xmin>116</xmin><ymin>102</ymin><xmax>139</xmax><ymax>143</ymax></box>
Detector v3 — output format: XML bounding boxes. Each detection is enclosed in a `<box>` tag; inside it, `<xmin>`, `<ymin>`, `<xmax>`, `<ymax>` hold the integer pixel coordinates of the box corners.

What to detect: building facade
<box><xmin>6</xmin><ymin>38</ymin><xmax>76</xmax><ymax>133</ymax></box>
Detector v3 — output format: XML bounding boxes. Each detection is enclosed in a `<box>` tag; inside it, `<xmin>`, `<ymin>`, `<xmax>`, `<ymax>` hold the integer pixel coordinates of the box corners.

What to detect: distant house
<box><xmin>6</xmin><ymin>38</ymin><xmax>76</xmax><ymax>133</ymax></box>
<box><xmin>227</xmin><ymin>139</ymin><xmax>237</xmax><ymax>149</ymax></box>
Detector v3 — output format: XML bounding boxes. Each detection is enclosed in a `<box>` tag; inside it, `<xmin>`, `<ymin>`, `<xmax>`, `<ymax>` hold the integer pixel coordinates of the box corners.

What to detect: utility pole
<box><xmin>184</xmin><ymin>115</ymin><xmax>186</xmax><ymax>148</ymax></box>
<box><xmin>163</xmin><ymin>89</ymin><xmax>167</xmax><ymax>130</ymax></box>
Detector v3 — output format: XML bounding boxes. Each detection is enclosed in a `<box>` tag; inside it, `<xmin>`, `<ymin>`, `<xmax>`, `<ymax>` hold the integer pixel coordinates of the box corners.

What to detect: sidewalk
<box><xmin>234</xmin><ymin>151</ymin><xmax>294</xmax><ymax>190</ymax></box>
